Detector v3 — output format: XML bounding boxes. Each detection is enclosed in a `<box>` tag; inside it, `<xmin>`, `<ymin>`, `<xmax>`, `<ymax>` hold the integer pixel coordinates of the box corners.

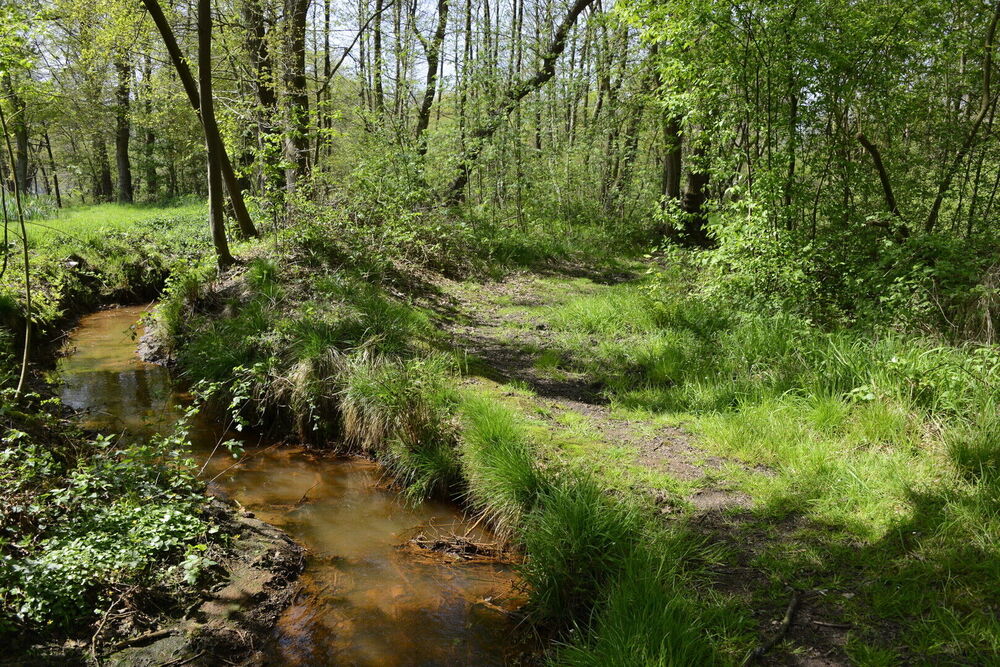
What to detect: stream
<box><xmin>56</xmin><ymin>305</ymin><xmax>524</xmax><ymax>666</ymax></box>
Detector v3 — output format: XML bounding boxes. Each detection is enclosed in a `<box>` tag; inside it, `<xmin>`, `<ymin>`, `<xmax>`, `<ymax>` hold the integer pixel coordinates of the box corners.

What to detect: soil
<box><xmin>104</xmin><ymin>497</ymin><xmax>304</xmax><ymax>667</ymax></box>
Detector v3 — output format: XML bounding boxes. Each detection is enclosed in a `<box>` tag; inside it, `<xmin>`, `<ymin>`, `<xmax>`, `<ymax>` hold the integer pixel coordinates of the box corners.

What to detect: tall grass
<box><xmin>539</xmin><ymin>277</ymin><xmax>1000</xmax><ymax>660</ymax></box>
<box><xmin>458</xmin><ymin>397</ymin><xmax>549</xmax><ymax>539</ymax></box>
<box><xmin>556</xmin><ymin>551</ymin><xmax>720</xmax><ymax>666</ymax></box>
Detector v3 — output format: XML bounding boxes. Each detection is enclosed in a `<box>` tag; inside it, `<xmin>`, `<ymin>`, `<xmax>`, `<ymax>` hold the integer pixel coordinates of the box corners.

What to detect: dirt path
<box><xmin>437</xmin><ymin>272</ymin><xmax>749</xmax><ymax>510</ymax></box>
<box><xmin>424</xmin><ymin>270</ymin><xmax>852</xmax><ymax>666</ymax></box>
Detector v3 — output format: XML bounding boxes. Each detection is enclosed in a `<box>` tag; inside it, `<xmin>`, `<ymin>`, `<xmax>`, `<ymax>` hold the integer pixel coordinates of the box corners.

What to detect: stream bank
<box><xmin>55</xmin><ymin>306</ymin><xmax>526</xmax><ymax>666</ymax></box>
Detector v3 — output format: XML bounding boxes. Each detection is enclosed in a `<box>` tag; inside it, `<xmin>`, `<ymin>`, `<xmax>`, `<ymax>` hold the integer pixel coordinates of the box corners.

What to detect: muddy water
<box><xmin>57</xmin><ymin>306</ymin><xmax>523</xmax><ymax>666</ymax></box>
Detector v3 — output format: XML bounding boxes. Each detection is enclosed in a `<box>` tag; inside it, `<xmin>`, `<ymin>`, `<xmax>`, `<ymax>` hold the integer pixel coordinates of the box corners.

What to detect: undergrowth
<box><xmin>0</xmin><ymin>393</ymin><xmax>215</xmax><ymax>639</ymax></box>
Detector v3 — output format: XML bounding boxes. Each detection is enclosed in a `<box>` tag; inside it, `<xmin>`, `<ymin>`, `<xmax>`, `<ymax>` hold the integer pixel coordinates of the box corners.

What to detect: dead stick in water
<box><xmin>295</xmin><ymin>478</ymin><xmax>321</xmax><ymax>506</ymax></box>
<box><xmin>744</xmin><ymin>591</ymin><xmax>801</xmax><ymax>664</ymax></box>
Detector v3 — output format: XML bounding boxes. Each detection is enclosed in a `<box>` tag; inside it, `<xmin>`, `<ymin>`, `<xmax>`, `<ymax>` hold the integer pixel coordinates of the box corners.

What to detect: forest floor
<box><xmin>426</xmin><ymin>267</ymin><xmax>855</xmax><ymax>666</ymax></box>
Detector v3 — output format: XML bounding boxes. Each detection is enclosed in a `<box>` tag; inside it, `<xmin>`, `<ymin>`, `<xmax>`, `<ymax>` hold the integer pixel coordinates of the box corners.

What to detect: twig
<box><xmin>812</xmin><ymin>620</ymin><xmax>852</xmax><ymax>629</ymax></box>
<box><xmin>111</xmin><ymin>628</ymin><xmax>177</xmax><ymax>651</ymax></box>
<box><xmin>743</xmin><ymin>591</ymin><xmax>801</xmax><ymax>664</ymax></box>
<box><xmin>295</xmin><ymin>479</ymin><xmax>321</xmax><ymax>506</ymax></box>
<box><xmin>158</xmin><ymin>650</ymin><xmax>205</xmax><ymax>666</ymax></box>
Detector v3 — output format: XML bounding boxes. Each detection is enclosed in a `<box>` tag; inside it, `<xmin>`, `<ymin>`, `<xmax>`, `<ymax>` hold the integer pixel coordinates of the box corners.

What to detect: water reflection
<box><xmin>56</xmin><ymin>306</ymin><xmax>524</xmax><ymax>666</ymax></box>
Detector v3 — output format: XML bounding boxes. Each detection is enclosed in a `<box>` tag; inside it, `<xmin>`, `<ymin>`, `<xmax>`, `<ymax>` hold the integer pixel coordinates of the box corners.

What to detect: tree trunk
<box><xmin>662</xmin><ymin>116</ymin><xmax>682</xmax><ymax>202</ymax></box>
<box><xmin>94</xmin><ymin>136</ymin><xmax>114</xmax><ymax>202</ymax></box>
<box><xmin>3</xmin><ymin>75</ymin><xmax>29</xmax><ymax>194</ymax></box>
<box><xmin>115</xmin><ymin>58</ymin><xmax>134</xmax><ymax>203</ymax></box>
<box><xmin>283</xmin><ymin>0</ymin><xmax>311</xmax><ymax>191</ymax></box>
<box><xmin>141</xmin><ymin>0</ymin><xmax>258</xmax><ymax>239</ymax></box>
<box><xmin>198</xmin><ymin>0</ymin><xmax>236</xmax><ymax>267</ymax></box>
<box><xmin>142</xmin><ymin>56</ymin><xmax>158</xmax><ymax>199</ymax></box>
<box><xmin>414</xmin><ymin>0</ymin><xmax>449</xmax><ymax>154</ymax></box>
<box><xmin>373</xmin><ymin>0</ymin><xmax>385</xmax><ymax>115</ymax></box>
<box><xmin>43</xmin><ymin>131</ymin><xmax>61</xmax><ymax>207</ymax></box>
<box><xmin>679</xmin><ymin>143</ymin><xmax>712</xmax><ymax>247</ymax></box>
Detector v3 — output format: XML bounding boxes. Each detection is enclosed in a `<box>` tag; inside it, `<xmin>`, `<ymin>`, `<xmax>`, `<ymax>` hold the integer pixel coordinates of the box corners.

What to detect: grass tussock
<box><xmin>458</xmin><ymin>397</ymin><xmax>549</xmax><ymax>539</ymax></box>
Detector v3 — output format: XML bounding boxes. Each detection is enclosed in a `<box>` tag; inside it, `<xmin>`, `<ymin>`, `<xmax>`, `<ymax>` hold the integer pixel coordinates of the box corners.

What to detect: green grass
<box><xmin>22</xmin><ymin>200</ymin><xmax>205</xmax><ymax>244</ymax></box>
<box><xmin>0</xmin><ymin>201</ymin><xmax>209</xmax><ymax>334</ymax></box>
<box><xmin>528</xmin><ymin>271</ymin><xmax>1000</xmax><ymax>662</ymax></box>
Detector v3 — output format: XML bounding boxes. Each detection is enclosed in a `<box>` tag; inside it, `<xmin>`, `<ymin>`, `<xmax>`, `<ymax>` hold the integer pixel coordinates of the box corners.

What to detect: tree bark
<box><xmin>197</xmin><ymin>0</ymin><xmax>236</xmax><ymax>268</ymax></box>
<box><xmin>678</xmin><ymin>143</ymin><xmax>712</xmax><ymax>247</ymax></box>
<box><xmin>43</xmin><ymin>131</ymin><xmax>61</xmax><ymax>207</ymax></box>
<box><xmin>373</xmin><ymin>0</ymin><xmax>386</xmax><ymax>115</ymax></box>
<box><xmin>283</xmin><ymin>0</ymin><xmax>311</xmax><ymax>190</ymax></box>
<box><xmin>414</xmin><ymin>0</ymin><xmax>449</xmax><ymax>154</ymax></box>
<box><xmin>141</xmin><ymin>0</ymin><xmax>258</xmax><ymax>239</ymax></box>
<box><xmin>93</xmin><ymin>135</ymin><xmax>114</xmax><ymax>202</ymax></box>
<box><xmin>2</xmin><ymin>75</ymin><xmax>29</xmax><ymax>194</ymax></box>
<box><xmin>142</xmin><ymin>56</ymin><xmax>158</xmax><ymax>198</ymax></box>
<box><xmin>856</xmin><ymin>132</ymin><xmax>901</xmax><ymax>218</ymax></box>
<box><xmin>115</xmin><ymin>58</ymin><xmax>134</xmax><ymax>203</ymax></box>
<box><xmin>662</xmin><ymin>116</ymin><xmax>682</xmax><ymax>202</ymax></box>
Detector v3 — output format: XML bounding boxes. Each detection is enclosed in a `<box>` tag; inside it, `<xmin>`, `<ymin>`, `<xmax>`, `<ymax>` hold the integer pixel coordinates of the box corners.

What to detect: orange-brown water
<box><xmin>57</xmin><ymin>306</ymin><xmax>524</xmax><ymax>666</ymax></box>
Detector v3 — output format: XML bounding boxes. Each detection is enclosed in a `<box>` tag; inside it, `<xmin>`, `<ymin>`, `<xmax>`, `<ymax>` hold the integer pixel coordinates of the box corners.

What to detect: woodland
<box><xmin>1</xmin><ymin>0</ymin><xmax>1000</xmax><ymax>664</ymax></box>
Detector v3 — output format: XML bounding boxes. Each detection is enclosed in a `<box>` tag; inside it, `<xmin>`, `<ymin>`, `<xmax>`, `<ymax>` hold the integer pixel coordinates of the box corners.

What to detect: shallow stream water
<box><xmin>56</xmin><ymin>305</ymin><xmax>522</xmax><ymax>666</ymax></box>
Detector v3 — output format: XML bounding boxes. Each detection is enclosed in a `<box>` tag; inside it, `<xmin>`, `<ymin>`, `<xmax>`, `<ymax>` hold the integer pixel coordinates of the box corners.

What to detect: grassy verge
<box><xmin>0</xmin><ymin>200</ymin><xmax>209</xmax><ymax>341</ymax></box>
<box><xmin>505</xmin><ymin>265</ymin><xmax>1000</xmax><ymax>663</ymax></box>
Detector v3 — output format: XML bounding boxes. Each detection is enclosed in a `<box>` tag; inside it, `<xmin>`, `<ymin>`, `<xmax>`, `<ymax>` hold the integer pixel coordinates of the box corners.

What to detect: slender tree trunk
<box><xmin>663</xmin><ymin>117</ymin><xmax>682</xmax><ymax>202</ymax></box>
<box><xmin>373</xmin><ymin>0</ymin><xmax>386</xmax><ymax>115</ymax></box>
<box><xmin>197</xmin><ymin>0</ymin><xmax>236</xmax><ymax>267</ymax></box>
<box><xmin>283</xmin><ymin>0</ymin><xmax>311</xmax><ymax>190</ymax></box>
<box><xmin>142</xmin><ymin>56</ymin><xmax>158</xmax><ymax>199</ymax></box>
<box><xmin>141</xmin><ymin>0</ymin><xmax>258</xmax><ymax>239</ymax></box>
<box><xmin>414</xmin><ymin>0</ymin><xmax>449</xmax><ymax>154</ymax></box>
<box><xmin>115</xmin><ymin>58</ymin><xmax>134</xmax><ymax>203</ymax></box>
<box><xmin>43</xmin><ymin>131</ymin><xmax>61</xmax><ymax>207</ymax></box>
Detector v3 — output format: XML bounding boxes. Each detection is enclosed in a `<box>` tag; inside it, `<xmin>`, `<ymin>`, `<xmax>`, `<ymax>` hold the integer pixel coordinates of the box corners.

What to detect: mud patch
<box><xmin>104</xmin><ymin>499</ymin><xmax>304</xmax><ymax>667</ymax></box>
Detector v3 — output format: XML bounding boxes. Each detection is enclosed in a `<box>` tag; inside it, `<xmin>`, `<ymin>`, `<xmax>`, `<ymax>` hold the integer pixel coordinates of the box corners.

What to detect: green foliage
<box><xmin>341</xmin><ymin>353</ymin><xmax>461</xmax><ymax>500</ymax></box>
<box><xmin>520</xmin><ymin>475</ymin><xmax>644</xmax><ymax>626</ymax></box>
<box><xmin>0</xmin><ymin>397</ymin><xmax>209</xmax><ymax>633</ymax></box>
<box><xmin>458</xmin><ymin>396</ymin><xmax>549</xmax><ymax>538</ymax></box>
<box><xmin>555</xmin><ymin>551</ymin><xmax>720</xmax><ymax>666</ymax></box>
